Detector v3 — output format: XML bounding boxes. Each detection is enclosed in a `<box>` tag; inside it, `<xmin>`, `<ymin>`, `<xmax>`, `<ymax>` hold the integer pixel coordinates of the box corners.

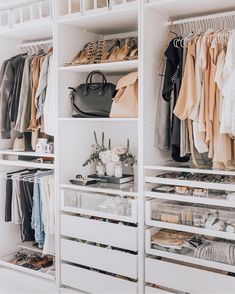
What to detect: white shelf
<box><xmin>17</xmin><ymin>242</ymin><xmax>43</xmax><ymax>254</ymax></box>
<box><xmin>0</xmin><ymin>1</ymin><xmax>40</xmax><ymax>10</ymax></box>
<box><xmin>0</xmin><ymin>159</ymin><xmax>54</xmax><ymax>169</ymax></box>
<box><xmin>0</xmin><ymin>258</ymin><xmax>55</xmax><ymax>281</ymax></box>
<box><xmin>0</xmin><ymin>20</ymin><xmax>52</xmax><ymax>41</ymax></box>
<box><xmin>146</xmin><ymin>219</ymin><xmax>235</xmax><ymax>241</ymax></box>
<box><xmin>59</xmin><ymin>6</ymin><xmax>138</xmax><ymax>34</ymax></box>
<box><xmin>145</xmin><ymin>0</ymin><xmax>235</xmax><ymax>18</ymax></box>
<box><xmin>58</xmin><ymin>60</ymin><xmax>138</xmax><ymax>74</ymax></box>
<box><xmin>144</xmin><ymin>165</ymin><xmax>235</xmax><ymax>176</ymax></box>
<box><xmin>59</xmin><ymin>118</ymin><xmax>138</xmax><ymax>122</ymax></box>
<box><xmin>17</xmin><ymin>242</ymin><xmax>55</xmax><ymax>256</ymax></box>
<box><xmin>60</xmin><ymin>183</ymin><xmax>138</xmax><ymax>197</ymax></box>
<box><xmin>0</xmin><ymin>150</ymin><xmax>54</xmax><ymax>158</ymax></box>
<box><xmin>145</xmin><ymin>191</ymin><xmax>235</xmax><ymax>208</ymax></box>
<box><xmin>145</xmin><ymin>176</ymin><xmax>235</xmax><ymax>191</ymax></box>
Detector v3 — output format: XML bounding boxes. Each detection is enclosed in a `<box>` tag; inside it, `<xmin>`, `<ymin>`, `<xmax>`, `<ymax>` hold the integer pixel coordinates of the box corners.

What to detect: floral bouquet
<box><xmin>83</xmin><ymin>132</ymin><xmax>136</xmax><ymax>177</ymax></box>
<box><xmin>99</xmin><ymin>140</ymin><xmax>136</xmax><ymax>167</ymax></box>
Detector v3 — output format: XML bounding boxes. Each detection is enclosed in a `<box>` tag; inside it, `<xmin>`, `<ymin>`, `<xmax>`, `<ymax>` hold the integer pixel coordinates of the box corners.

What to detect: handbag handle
<box><xmin>84</xmin><ymin>71</ymin><xmax>107</xmax><ymax>96</ymax></box>
<box><xmin>69</xmin><ymin>88</ymin><xmax>102</xmax><ymax>117</ymax></box>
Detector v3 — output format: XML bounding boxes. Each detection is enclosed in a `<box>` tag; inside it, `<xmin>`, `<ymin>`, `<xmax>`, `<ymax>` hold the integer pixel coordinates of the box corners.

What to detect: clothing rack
<box><xmin>18</xmin><ymin>39</ymin><xmax>53</xmax><ymax>53</ymax></box>
<box><xmin>166</xmin><ymin>9</ymin><xmax>235</xmax><ymax>30</ymax></box>
<box><xmin>0</xmin><ymin>173</ymin><xmax>54</xmax><ymax>183</ymax></box>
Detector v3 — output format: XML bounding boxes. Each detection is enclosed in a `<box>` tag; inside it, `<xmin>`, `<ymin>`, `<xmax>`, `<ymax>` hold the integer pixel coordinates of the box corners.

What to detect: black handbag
<box><xmin>69</xmin><ymin>71</ymin><xmax>116</xmax><ymax>118</ymax></box>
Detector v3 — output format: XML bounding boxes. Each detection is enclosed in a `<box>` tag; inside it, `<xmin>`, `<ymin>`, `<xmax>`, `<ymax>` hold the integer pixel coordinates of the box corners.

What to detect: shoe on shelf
<box><xmin>102</xmin><ymin>39</ymin><xmax>120</xmax><ymax>63</ymax></box>
<box><xmin>115</xmin><ymin>38</ymin><xmax>130</xmax><ymax>62</ymax></box>
<box><xmin>125</xmin><ymin>38</ymin><xmax>138</xmax><ymax>60</ymax></box>
<box><xmin>64</xmin><ymin>43</ymin><xmax>88</xmax><ymax>66</ymax></box>
<box><xmin>83</xmin><ymin>42</ymin><xmax>98</xmax><ymax>64</ymax></box>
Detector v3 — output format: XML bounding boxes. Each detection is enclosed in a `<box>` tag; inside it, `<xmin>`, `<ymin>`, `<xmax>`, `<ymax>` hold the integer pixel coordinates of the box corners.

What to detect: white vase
<box><xmin>96</xmin><ymin>161</ymin><xmax>105</xmax><ymax>176</ymax></box>
<box><xmin>114</xmin><ymin>162</ymin><xmax>123</xmax><ymax>178</ymax></box>
<box><xmin>106</xmin><ymin>162</ymin><xmax>115</xmax><ymax>176</ymax></box>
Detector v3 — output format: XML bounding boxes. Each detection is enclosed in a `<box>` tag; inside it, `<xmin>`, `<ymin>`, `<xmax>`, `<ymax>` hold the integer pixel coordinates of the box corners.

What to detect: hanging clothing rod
<box><xmin>18</xmin><ymin>39</ymin><xmax>53</xmax><ymax>48</ymax></box>
<box><xmin>166</xmin><ymin>9</ymin><xmax>235</xmax><ymax>26</ymax></box>
<box><xmin>0</xmin><ymin>173</ymin><xmax>54</xmax><ymax>183</ymax></box>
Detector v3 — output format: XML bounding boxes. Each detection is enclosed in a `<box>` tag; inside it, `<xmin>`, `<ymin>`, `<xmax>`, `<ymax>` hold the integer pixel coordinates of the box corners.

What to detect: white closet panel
<box><xmin>61</xmin><ymin>263</ymin><xmax>138</xmax><ymax>293</ymax></box>
<box><xmin>61</xmin><ymin>239</ymin><xmax>138</xmax><ymax>279</ymax></box>
<box><xmin>146</xmin><ymin>258</ymin><xmax>235</xmax><ymax>294</ymax></box>
<box><xmin>60</xmin><ymin>214</ymin><xmax>138</xmax><ymax>251</ymax></box>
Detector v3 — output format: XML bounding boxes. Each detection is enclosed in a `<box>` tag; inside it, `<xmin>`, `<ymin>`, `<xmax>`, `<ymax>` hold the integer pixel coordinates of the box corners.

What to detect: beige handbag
<box><xmin>110</xmin><ymin>72</ymin><xmax>138</xmax><ymax>118</ymax></box>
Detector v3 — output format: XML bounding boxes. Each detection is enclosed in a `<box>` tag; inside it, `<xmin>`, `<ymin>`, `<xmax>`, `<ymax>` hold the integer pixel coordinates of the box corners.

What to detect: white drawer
<box><xmin>61</xmin><ymin>239</ymin><xmax>137</xmax><ymax>279</ymax></box>
<box><xmin>61</xmin><ymin>189</ymin><xmax>138</xmax><ymax>223</ymax></box>
<box><xmin>146</xmin><ymin>258</ymin><xmax>235</xmax><ymax>294</ymax></box>
<box><xmin>145</xmin><ymin>201</ymin><xmax>235</xmax><ymax>241</ymax></box>
<box><xmin>145</xmin><ymin>176</ymin><xmax>235</xmax><ymax>191</ymax></box>
<box><xmin>145</xmin><ymin>286</ymin><xmax>174</xmax><ymax>294</ymax></box>
<box><xmin>61</xmin><ymin>214</ymin><xmax>138</xmax><ymax>251</ymax></box>
<box><xmin>61</xmin><ymin>263</ymin><xmax>138</xmax><ymax>293</ymax></box>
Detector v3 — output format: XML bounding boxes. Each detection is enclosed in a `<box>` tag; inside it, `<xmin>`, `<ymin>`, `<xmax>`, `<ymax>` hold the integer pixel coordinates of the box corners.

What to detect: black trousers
<box><xmin>19</xmin><ymin>179</ymin><xmax>35</xmax><ymax>242</ymax></box>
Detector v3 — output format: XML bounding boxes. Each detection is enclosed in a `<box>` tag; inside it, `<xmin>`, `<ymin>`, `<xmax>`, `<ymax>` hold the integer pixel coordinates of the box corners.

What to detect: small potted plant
<box><xmin>83</xmin><ymin>131</ymin><xmax>106</xmax><ymax>175</ymax></box>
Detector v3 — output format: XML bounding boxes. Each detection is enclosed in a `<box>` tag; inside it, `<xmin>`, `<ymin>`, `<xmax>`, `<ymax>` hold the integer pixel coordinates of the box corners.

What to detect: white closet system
<box><xmin>0</xmin><ymin>0</ymin><xmax>234</xmax><ymax>293</ymax></box>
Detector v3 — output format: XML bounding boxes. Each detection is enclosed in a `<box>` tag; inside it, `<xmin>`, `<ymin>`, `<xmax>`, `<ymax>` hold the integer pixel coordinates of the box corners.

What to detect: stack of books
<box><xmin>88</xmin><ymin>174</ymin><xmax>134</xmax><ymax>189</ymax></box>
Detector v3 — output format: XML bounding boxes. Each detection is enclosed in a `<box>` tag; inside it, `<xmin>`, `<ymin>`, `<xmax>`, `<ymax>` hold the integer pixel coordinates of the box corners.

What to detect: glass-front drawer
<box><xmin>61</xmin><ymin>189</ymin><xmax>137</xmax><ymax>223</ymax></box>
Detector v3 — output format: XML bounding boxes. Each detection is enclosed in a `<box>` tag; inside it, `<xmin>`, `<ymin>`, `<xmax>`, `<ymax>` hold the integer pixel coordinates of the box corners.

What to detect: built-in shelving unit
<box><xmin>0</xmin><ymin>0</ymin><xmax>235</xmax><ymax>293</ymax></box>
<box><xmin>0</xmin><ymin>0</ymin><xmax>55</xmax><ymax>287</ymax></box>
<box><xmin>143</xmin><ymin>1</ymin><xmax>235</xmax><ymax>293</ymax></box>
<box><xmin>56</xmin><ymin>0</ymin><xmax>140</xmax><ymax>292</ymax></box>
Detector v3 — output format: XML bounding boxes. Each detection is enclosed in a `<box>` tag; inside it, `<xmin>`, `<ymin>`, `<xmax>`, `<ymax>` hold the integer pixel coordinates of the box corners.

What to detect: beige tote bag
<box><xmin>110</xmin><ymin>72</ymin><xmax>138</xmax><ymax>118</ymax></box>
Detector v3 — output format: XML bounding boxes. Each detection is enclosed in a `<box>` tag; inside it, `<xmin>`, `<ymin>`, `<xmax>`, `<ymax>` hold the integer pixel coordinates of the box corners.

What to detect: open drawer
<box><xmin>146</xmin><ymin>257</ymin><xmax>235</xmax><ymax>294</ymax></box>
<box><xmin>61</xmin><ymin>239</ymin><xmax>137</xmax><ymax>279</ymax></box>
<box><xmin>61</xmin><ymin>214</ymin><xmax>138</xmax><ymax>251</ymax></box>
<box><xmin>145</xmin><ymin>227</ymin><xmax>235</xmax><ymax>273</ymax></box>
<box><xmin>60</xmin><ymin>189</ymin><xmax>137</xmax><ymax>223</ymax></box>
<box><xmin>61</xmin><ymin>263</ymin><xmax>137</xmax><ymax>293</ymax></box>
<box><xmin>145</xmin><ymin>200</ymin><xmax>235</xmax><ymax>241</ymax></box>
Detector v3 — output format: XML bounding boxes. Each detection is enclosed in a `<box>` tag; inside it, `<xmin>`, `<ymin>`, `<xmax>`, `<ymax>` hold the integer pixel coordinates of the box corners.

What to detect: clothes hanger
<box><xmin>176</xmin><ymin>22</ymin><xmax>186</xmax><ymax>48</ymax></box>
<box><xmin>158</xmin><ymin>19</ymin><xmax>178</xmax><ymax>76</ymax></box>
<box><xmin>183</xmin><ymin>21</ymin><xmax>196</xmax><ymax>47</ymax></box>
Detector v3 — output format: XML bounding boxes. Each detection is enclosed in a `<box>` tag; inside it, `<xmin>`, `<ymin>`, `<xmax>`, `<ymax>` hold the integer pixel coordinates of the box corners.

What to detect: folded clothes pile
<box><xmin>151</xmin><ymin>229</ymin><xmax>235</xmax><ymax>265</ymax></box>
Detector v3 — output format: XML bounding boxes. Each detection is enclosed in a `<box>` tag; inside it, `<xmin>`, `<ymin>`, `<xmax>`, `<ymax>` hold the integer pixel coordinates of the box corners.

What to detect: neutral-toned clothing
<box><xmin>43</xmin><ymin>55</ymin><xmax>56</xmax><ymax>136</ymax></box>
<box><xmin>35</xmin><ymin>53</ymin><xmax>52</xmax><ymax>120</ymax></box>
<box><xmin>172</xmin><ymin>31</ymin><xmax>235</xmax><ymax>169</ymax></box>
<box><xmin>15</xmin><ymin>56</ymin><xmax>34</xmax><ymax>132</ymax></box>
<box><xmin>173</xmin><ymin>40</ymin><xmax>196</xmax><ymax>121</ymax></box>
<box><xmin>28</xmin><ymin>55</ymin><xmax>45</xmax><ymax>150</ymax></box>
